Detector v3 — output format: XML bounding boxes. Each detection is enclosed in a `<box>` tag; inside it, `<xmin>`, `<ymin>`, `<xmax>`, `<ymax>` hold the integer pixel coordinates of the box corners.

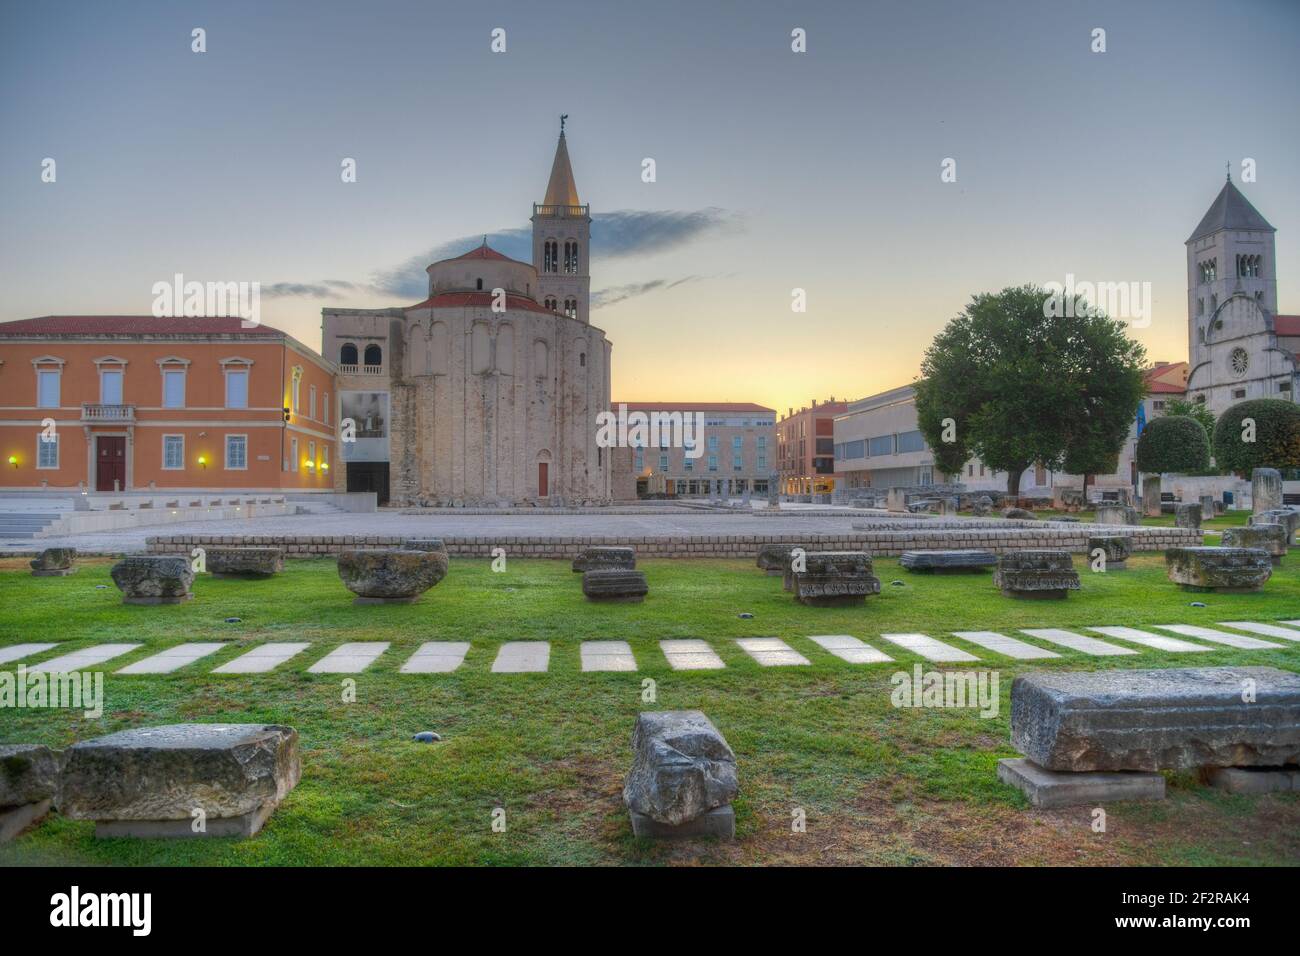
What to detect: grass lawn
<box><xmin>2</xmin><ymin>552</ymin><xmax>1298</xmax><ymax>867</ymax></box>
<box><xmin>1036</xmin><ymin>508</ymin><xmax>1252</xmax><ymax>532</ymax></box>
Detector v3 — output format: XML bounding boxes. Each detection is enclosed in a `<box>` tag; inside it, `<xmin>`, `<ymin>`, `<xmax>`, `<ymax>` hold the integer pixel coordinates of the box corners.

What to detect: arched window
<box><xmin>579</xmin><ymin>352</ymin><xmax>586</xmax><ymax>367</ymax></box>
<box><xmin>340</xmin><ymin>343</ymin><xmax>358</xmax><ymax>365</ymax></box>
<box><xmin>543</xmin><ymin>240</ymin><xmax>558</xmax><ymax>273</ymax></box>
<box><xmin>364</xmin><ymin>344</ymin><xmax>382</xmax><ymax>367</ymax></box>
<box><xmin>476</xmin><ymin>278</ymin><xmax>483</xmax><ymax>290</ymax></box>
<box><xmin>564</xmin><ymin>241</ymin><xmax>578</xmax><ymax>274</ymax></box>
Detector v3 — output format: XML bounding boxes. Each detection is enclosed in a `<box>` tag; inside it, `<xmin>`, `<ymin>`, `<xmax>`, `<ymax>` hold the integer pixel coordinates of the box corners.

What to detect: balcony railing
<box><xmin>82</xmin><ymin>403</ymin><xmax>135</xmax><ymax>422</ymax></box>
<box><xmin>532</xmin><ymin>203</ymin><xmax>590</xmax><ymax>218</ymax></box>
<box><xmin>338</xmin><ymin>364</ymin><xmax>385</xmax><ymax>376</ymax></box>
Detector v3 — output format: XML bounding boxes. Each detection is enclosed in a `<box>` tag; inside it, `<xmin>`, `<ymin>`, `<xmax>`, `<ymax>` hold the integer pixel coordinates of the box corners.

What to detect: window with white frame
<box><xmin>308</xmin><ymin>441</ymin><xmax>315</xmax><ymax>469</ymax></box>
<box><xmin>291</xmin><ymin>367</ymin><xmax>302</xmax><ymax>412</ymax></box>
<box><xmin>309</xmin><ymin>385</ymin><xmax>317</xmax><ymax>420</ymax></box>
<box><xmin>290</xmin><ymin>437</ymin><xmax>299</xmax><ymax>472</ymax></box>
<box><xmin>323</xmin><ymin>392</ymin><xmax>330</xmax><ymax>425</ymax></box>
<box><xmin>100</xmin><ymin>368</ymin><xmax>124</xmax><ymax>405</ymax></box>
<box><xmin>37</xmin><ymin>369</ymin><xmax>61</xmax><ymax>408</ymax></box>
<box><xmin>225</xmin><ymin>368</ymin><xmax>249</xmax><ymax>408</ymax></box>
<box><xmin>163</xmin><ymin>434</ymin><xmax>184</xmax><ymax>470</ymax></box>
<box><xmin>225</xmin><ymin>434</ymin><xmax>248</xmax><ymax>470</ymax></box>
<box><xmin>37</xmin><ymin>433</ymin><xmax>59</xmax><ymax>469</ymax></box>
<box><xmin>162</xmin><ymin>369</ymin><xmax>186</xmax><ymax>408</ymax></box>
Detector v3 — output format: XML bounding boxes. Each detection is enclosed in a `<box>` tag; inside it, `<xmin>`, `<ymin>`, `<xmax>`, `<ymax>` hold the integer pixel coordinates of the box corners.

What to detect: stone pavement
<box><xmin>3</xmin><ymin>621</ymin><xmax>1297</xmax><ymax>676</ymax></box>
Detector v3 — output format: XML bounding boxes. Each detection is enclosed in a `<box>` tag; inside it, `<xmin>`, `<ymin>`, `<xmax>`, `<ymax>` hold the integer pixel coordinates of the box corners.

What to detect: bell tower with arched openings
<box><xmin>532</xmin><ymin>116</ymin><xmax>591</xmax><ymax>325</ymax></box>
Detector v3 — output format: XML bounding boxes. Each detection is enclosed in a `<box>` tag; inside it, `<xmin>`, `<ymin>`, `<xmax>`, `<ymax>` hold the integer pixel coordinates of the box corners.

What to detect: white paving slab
<box><xmin>0</xmin><ymin>643</ymin><xmax>59</xmax><ymax>665</ymax></box>
<box><xmin>659</xmin><ymin>639</ymin><xmax>726</xmax><ymax>670</ymax></box>
<box><xmin>400</xmin><ymin>642</ymin><xmax>471</xmax><ymax>673</ymax></box>
<box><xmin>116</xmin><ymin>643</ymin><xmax>228</xmax><ymax>674</ymax></box>
<box><xmin>807</xmin><ymin>635</ymin><xmax>893</xmax><ymax>664</ymax></box>
<box><xmin>1284</xmin><ymin>621</ymin><xmax>1300</xmax><ymax>627</ymax></box>
<box><xmin>1087</xmin><ymin>626</ymin><xmax>1213</xmax><ymax>653</ymax></box>
<box><xmin>950</xmin><ymin>631</ymin><xmax>1061</xmax><ymax>660</ymax></box>
<box><xmin>491</xmin><ymin>641</ymin><xmax>550</xmax><ymax>673</ymax></box>
<box><xmin>28</xmin><ymin>644</ymin><xmax>142</xmax><ymax>673</ymax></box>
<box><xmin>308</xmin><ymin>642</ymin><xmax>391</xmax><ymax>674</ymax></box>
<box><xmin>1153</xmin><ymin>624</ymin><xmax>1282</xmax><ymax>650</ymax></box>
<box><xmin>736</xmin><ymin>637</ymin><xmax>810</xmax><ymax>667</ymax></box>
<box><xmin>878</xmin><ymin>633</ymin><xmax>979</xmax><ymax>662</ymax></box>
<box><xmin>1216</xmin><ymin>622</ymin><xmax>1300</xmax><ymax>643</ymax></box>
<box><xmin>580</xmin><ymin>640</ymin><xmax>637</xmax><ymax>672</ymax></box>
<box><xmin>1019</xmin><ymin>629</ymin><xmax>1139</xmax><ymax>657</ymax></box>
<box><xmin>212</xmin><ymin>642</ymin><xmax>312</xmax><ymax>674</ymax></box>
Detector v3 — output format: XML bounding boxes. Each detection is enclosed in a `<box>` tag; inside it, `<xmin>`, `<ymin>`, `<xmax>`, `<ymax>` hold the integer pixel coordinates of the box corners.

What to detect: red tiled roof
<box><xmin>0</xmin><ymin>315</ymin><xmax>284</xmax><ymax>337</ymax></box>
<box><xmin>1146</xmin><ymin>380</ymin><xmax>1186</xmax><ymax>394</ymax></box>
<box><xmin>405</xmin><ymin>292</ymin><xmax>554</xmax><ymax>315</ymax></box>
<box><xmin>1142</xmin><ymin>361</ymin><xmax>1187</xmax><ymax>394</ymax></box>
<box><xmin>1276</xmin><ymin>314</ymin><xmax>1300</xmax><ymax>336</ymax></box>
<box><xmin>439</xmin><ymin>243</ymin><xmax>532</xmax><ymax>268</ymax></box>
<box><xmin>614</xmin><ymin>402</ymin><xmax>775</xmax><ymax>414</ymax></box>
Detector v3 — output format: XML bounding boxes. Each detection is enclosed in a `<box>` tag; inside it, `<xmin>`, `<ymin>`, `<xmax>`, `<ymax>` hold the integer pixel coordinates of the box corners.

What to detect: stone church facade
<box><xmin>322</xmin><ymin>130</ymin><xmax>613</xmax><ymax>506</ymax></box>
<box><xmin>1185</xmin><ymin>177</ymin><xmax>1299</xmax><ymax>415</ymax></box>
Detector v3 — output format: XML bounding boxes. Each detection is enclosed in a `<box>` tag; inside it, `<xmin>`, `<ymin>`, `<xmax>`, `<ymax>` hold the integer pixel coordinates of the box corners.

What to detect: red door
<box><xmin>96</xmin><ymin>436</ymin><xmax>126</xmax><ymax>491</ymax></box>
<box><xmin>538</xmin><ymin>462</ymin><xmax>549</xmax><ymax>498</ymax></box>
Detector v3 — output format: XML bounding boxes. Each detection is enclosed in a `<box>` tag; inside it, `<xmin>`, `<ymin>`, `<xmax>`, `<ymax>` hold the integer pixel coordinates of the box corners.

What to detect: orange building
<box><xmin>0</xmin><ymin>316</ymin><xmax>336</xmax><ymax>492</ymax></box>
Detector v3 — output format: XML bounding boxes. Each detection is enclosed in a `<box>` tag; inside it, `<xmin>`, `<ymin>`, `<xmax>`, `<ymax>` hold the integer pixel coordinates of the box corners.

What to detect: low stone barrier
<box><xmin>147</xmin><ymin>524</ymin><xmax>1199</xmax><ymax>560</ymax></box>
<box><xmin>624</xmin><ymin>711</ymin><xmax>737</xmax><ymax>839</ymax></box>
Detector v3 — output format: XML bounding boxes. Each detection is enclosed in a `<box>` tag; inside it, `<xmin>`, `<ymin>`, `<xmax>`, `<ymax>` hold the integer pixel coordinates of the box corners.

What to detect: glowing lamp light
<box><xmin>197</xmin><ymin>455</ymin><xmax>208</xmax><ymax>469</ymax></box>
<box><xmin>7</xmin><ymin>455</ymin><xmax>17</xmax><ymax>468</ymax></box>
<box><xmin>320</xmin><ymin>462</ymin><xmax>329</xmax><ymax>472</ymax></box>
<box><xmin>305</xmin><ymin>460</ymin><xmax>315</xmax><ymax>471</ymax></box>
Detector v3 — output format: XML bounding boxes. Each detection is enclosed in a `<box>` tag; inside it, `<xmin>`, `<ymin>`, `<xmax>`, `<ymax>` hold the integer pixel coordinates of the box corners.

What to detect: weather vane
<box><xmin>560</xmin><ymin>113</ymin><xmax>568</xmax><ymax>134</ymax></box>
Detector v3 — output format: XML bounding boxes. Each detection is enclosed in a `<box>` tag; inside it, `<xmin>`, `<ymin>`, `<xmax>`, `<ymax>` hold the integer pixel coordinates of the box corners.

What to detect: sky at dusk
<box><xmin>2</xmin><ymin>0</ymin><xmax>1298</xmax><ymax>415</ymax></box>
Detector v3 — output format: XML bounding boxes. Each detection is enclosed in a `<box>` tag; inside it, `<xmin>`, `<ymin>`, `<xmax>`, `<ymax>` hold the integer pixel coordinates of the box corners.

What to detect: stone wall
<box><xmin>146</xmin><ymin>525</ymin><xmax>1198</xmax><ymax>559</ymax></box>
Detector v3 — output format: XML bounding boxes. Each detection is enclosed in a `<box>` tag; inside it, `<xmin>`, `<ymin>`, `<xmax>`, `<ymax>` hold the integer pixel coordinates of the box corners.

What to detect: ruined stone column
<box><xmin>1142</xmin><ymin>474</ymin><xmax>1163</xmax><ymax>517</ymax></box>
<box><xmin>1252</xmin><ymin>468</ymin><xmax>1282</xmax><ymax>515</ymax></box>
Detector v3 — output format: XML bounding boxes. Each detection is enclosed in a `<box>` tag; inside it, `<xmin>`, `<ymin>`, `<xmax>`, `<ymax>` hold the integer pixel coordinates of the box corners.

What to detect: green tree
<box><xmin>1212</xmin><ymin>399</ymin><xmax>1300</xmax><ymax>474</ymax></box>
<box><xmin>915</xmin><ymin>285</ymin><xmax>1148</xmax><ymax>496</ymax></box>
<box><xmin>1135</xmin><ymin>415</ymin><xmax>1212</xmax><ymax>474</ymax></box>
<box><xmin>1164</xmin><ymin>397</ymin><xmax>1216</xmax><ymax>438</ymax></box>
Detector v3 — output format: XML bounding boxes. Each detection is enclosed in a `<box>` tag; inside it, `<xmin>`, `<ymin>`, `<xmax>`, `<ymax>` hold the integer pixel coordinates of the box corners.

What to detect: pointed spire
<box><xmin>1187</xmin><ymin>176</ymin><xmax>1275</xmax><ymax>243</ymax></box>
<box><xmin>543</xmin><ymin>122</ymin><xmax>581</xmax><ymax>207</ymax></box>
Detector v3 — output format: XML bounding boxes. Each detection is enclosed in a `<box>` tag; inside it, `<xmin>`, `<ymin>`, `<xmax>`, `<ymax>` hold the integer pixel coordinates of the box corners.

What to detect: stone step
<box><xmin>659</xmin><ymin>639</ymin><xmax>725</xmax><ymax>671</ymax></box>
<box><xmin>1216</xmin><ymin>621</ymin><xmax>1300</xmax><ymax>642</ymax></box>
<box><xmin>736</xmin><ymin>637</ymin><xmax>810</xmax><ymax>667</ymax></box>
<box><xmin>117</xmin><ymin>643</ymin><xmax>228</xmax><ymax>674</ymax></box>
<box><xmin>1152</xmin><ymin>624</ymin><xmax>1283</xmax><ymax>650</ymax></box>
<box><xmin>950</xmin><ymin>631</ymin><xmax>1061</xmax><ymax>660</ymax></box>
<box><xmin>807</xmin><ymin>634</ymin><xmax>893</xmax><ymax>664</ymax></box>
<box><xmin>308</xmin><ymin>642</ymin><xmax>391</xmax><ymax>674</ymax></box>
<box><xmin>1087</xmin><ymin>626</ymin><xmax>1213</xmax><ymax>653</ymax></box>
<box><xmin>0</xmin><ymin>643</ymin><xmax>59</xmax><ymax>665</ymax></box>
<box><xmin>212</xmin><ymin>642</ymin><xmax>312</xmax><ymax>674</ymax></box>
<box><xmin>580</xmin><ymin>640</ymin><xmax>637</xmax><ymax>672</ymax></box>
<box><xmin>1019</xmin><ymin>628</ymin><xmax>1140</xmax><ymax>657</ymax></box>
<box><xmin>490</xmin><ymin>641</ymin><xmax>550</xmax><ymax>673</ymax></box>
<box><xmin>877</xmin><ymin>633</ymin><xmax>979</xmax><ymax>662</ymax></box>
<box><xmin>27</xmin><ymin>644</ymin><xmax>142</xmax><ymax>673</ymax></box>
<box><xmin>400</xmin><ymin>642</ymin><xmax>471</xmax><ymax>674</ymax></box>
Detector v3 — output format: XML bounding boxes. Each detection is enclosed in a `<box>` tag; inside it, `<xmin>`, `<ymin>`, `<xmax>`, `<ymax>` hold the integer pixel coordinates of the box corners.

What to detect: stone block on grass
<box><xmin>1221</xmin><ymin>524</ymin><xmax>1288</xmax><ymax>564</ymax></box>
<box><xmin>30</xmin><ymin>548</ymin><xmax>77</xmax><ymax>577</ymax></box>
<box><xmin>794</xmin><ymin>551</ymin><xmax>881</xmax><ymax>606</ymax></box>
<box><xmin>994</xmin><ymin>550</ymin><xmax>1080</xmax><ymax>599</ymax></box>
<box><xmin>1087</xmin><ymin>535</ymin><xmax>1132</xmax><ymax>568</ymax></box>
<box><xmin>1009</xmin><ymin>666</ymin><xmax>1300</xmax><ymax>772</ymax></box>
<box><xmin>899</xmin><ymin>549</ymin><xmax>996</xmax><ymax>573</ymax></box>
<box><xmin>337</xmin><ymin>549</ymin><xmax>447</xmax><ymax>604</ymax></box>
<box><xmin>110</xmin><ymin>555</ymin><xmax>195</xmax><ymax>605</ymax></box>
<box><xmin>0</xmin><ymin>744</ymin><xmax>61</xmax><ymax>842</ymax></box>
<box><xmin>60</xmin><ymin>724</ymin><xmax>301</xmax><ymax>839</ymax></box>
<box><xmin>1165</xmin><ymin>546</ymin><xmax>1272</xmax><ymax>592</ymax></box>
<box><xmin>205</xmin><ymin>547</ymin><xmax>283</xmax><ymax>578</ymax></box>
<box><xmin>582</xmin><ymin>568</ymin><xmax>648</xmax><ymax>602</ymax></box>
<box><xmin>624</xmin><ymin>711</ymin><xmax>737</xmax><ymax>839</ymax></box>
<box><xmin>1094</xmin><ymin>504</ymin><xmax>1140</xmax><ymax>526</ymax></box>
<box><xmin>572</xmin><ymin>546</ymin><xmax>636</xmax><ymax>573</ymax></box>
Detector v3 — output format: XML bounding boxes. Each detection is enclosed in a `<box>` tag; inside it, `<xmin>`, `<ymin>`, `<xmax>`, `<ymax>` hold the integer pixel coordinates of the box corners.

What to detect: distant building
<box><xmin>1185</xmin><ymin>177</ymin><xmax>1298</xmax><ymax>415</ymax></box>
<box><xmin>610</xmin><ymin>402</ymin><xmax>775</xmax><ymax>499</ymax></box>
<box><xmin>322</xmin><ymin>127</ymin><xmax>612</xmax><ymax>506</ymax></box>
<box><xmin>0</xmin><ymin>316</ymin><xmax>336</xmax><ymax>492</ymax></box>
<box><xmin>777</xmin><ymin>398</ymin><xmax>847</xmax><ymax>496</ymax></box>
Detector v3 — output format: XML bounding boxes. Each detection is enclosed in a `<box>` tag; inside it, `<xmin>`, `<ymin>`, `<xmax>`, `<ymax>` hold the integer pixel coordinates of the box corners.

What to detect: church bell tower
<box><xmin>532</xmin><ymin>116</ymin><xmax>591</xmax><ymax>324</ymax></box>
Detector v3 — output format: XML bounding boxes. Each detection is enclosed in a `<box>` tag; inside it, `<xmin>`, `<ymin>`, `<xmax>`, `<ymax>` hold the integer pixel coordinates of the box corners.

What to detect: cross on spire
<box><xmin>560</xmin><ymin>113</ymin><xmax>568</xmax><ymax>135</ymax></box>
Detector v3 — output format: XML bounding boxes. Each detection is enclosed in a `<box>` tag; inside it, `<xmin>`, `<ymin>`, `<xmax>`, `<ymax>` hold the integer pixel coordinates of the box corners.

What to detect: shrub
<box><xmin>1212</xmin><ymin>399</ymin><xmax>1300</xmax><ymax>474</ymax></box>
<box><xmin>1135</xmin><ymin>415</ymin><xmax>1211</xmax><ymax>474</ymax></box>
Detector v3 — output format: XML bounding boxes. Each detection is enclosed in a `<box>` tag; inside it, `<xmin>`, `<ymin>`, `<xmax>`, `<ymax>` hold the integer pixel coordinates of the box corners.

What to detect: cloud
<box><xmin>271</xmin><ymin>208</ymin><xmax>742</xmax><ymax>302</ymax></box>
<box><xmin>591</xmin><ymin>275</ymin><xmax>704</xmax><ymax>310</ymax></box>
<box><xmin>261</xmin><ymin>280</ymin><xmax>361</xmax><ymax>299</ymax></box>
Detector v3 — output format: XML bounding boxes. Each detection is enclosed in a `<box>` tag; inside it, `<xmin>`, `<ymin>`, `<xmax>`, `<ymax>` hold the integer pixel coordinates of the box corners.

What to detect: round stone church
<box><xmin>323</xmin><ymin>130</ymin><xmax>613</xmax><ymax>507</ymax></box>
